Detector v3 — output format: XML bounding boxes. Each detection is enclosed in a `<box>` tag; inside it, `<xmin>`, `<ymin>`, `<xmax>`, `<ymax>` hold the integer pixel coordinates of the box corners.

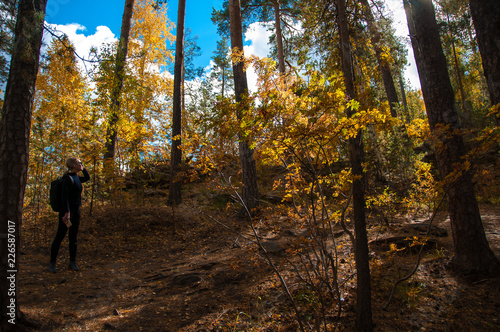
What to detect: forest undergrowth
<box><xmin>17</xmin><ymin>163</ymin><xmax>500</xmax><ymax>332</ymax></box>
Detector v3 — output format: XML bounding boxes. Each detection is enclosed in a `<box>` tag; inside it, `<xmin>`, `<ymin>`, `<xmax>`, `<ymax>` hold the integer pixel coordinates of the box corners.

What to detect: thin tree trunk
<box><xmin>405</xmin><ymin>0</ymin><xmax>500</xmax><ymax>276</ymax></box>
<box><xmin>398</xmin><ymin>72</ymin><xmax>410</xmax><ymax>122</ymax></box>
<box><xmin>168</xmin><ymin>0</ymin><xmax>186</xmax><ymax>205</ymax></box>
<box><xmin>469</xmin><ymin>0</ymin><xmax>500</xmax><ymax>125</ymax></box>
<box><xmin>222</xmin><ymin>67</ymin><xmax>226</xmax><ymax>98</ymax></box>
<box><xmin>465</xmin><ymin>16</ymin><xmax>478</xmax><ymax>55</ymax></box>
<box><xmin>0</xmin><ymin>0</ymin><xmax>47</xmax><ymax>329</ymax></box>
<box><xmin>104</xmin><ymin>0</ymin><xmax>135</xmax><ymax>164</ymax></box>
<box><xmin>336</xmin><ymin>0</ymin><xmax>373</xmax><ymax>330</ymax></box>
<box><xmin>228</xmin><ymin>0</ymin><xmax>260</xmax><ymax>213</ymax></box>
<box><xmin>447</xmin><ymin>15</ymin><xmax>470</xmax><ymax>126</ymax></box>
<box><xmin>273</xmin><ymin>0</ymin><xmax>285</xmax><ymax>74</ymax></box>
<box><xmin>359</xmin><ymin>0</ymin><xmax>399</xmax><ymax>118</ymax></box>
<box><xmin>89</xmin><ymin>156</ymin><xmax>96</xmax><ymax>216</ymax></box>
<box><xmin>450</xmin><ymin>37</ymin><xmax>470</xmax><ymax>125</ymax></box>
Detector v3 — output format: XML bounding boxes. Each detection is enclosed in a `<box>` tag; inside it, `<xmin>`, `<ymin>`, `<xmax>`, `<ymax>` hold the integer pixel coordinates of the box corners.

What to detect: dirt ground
<box><xmin>17</xmin><ymin>196</ymin><xmax>500</xmax><ymax>331</ymax></box>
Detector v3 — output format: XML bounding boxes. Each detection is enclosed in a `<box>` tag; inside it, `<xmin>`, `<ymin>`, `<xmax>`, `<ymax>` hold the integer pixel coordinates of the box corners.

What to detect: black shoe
<box><xmin>68</xmin><ymin>262</ymin><xmax>79</xmax><ymax>271</ymax></box>
<box><xmin>49</xmin><ymin>263</ymin><xmax>56</xmax><ymax>273</ymax></box>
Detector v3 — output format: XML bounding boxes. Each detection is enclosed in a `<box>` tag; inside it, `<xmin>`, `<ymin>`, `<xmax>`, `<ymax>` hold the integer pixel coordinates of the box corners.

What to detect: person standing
<box><xmin>49</xmin><ymin>157</ymin><xmax>90</xmax><ymax>272</ymax></box>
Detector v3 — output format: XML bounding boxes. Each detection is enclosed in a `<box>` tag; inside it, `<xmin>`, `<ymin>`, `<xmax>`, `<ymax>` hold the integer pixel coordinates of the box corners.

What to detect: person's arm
<box><xmin>61</xmin><ymin>175</ymin><xmax>72</xmax><ymax>226</ymax></box>
<box><xmin>79</xmin><ymin>167</ymin><xmax>90</xmax><ymax>183</ymax></box>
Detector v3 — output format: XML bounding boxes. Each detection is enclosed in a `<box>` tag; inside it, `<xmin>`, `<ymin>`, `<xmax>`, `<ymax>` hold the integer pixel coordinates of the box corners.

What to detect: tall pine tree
<box><xmin>104</xmin><ymin>0</ymin><xmax>135</xmax><ymax>170</ymax></box>
<box><xmin>168</xmin><ymin>0</ymin><xmax>186</xmax><ymax>205</ymax></box>
<box><xmin>404</xmin><ymin>0</ymin><xmax>500</xmax><ymax>276</ymax></box>
<box><xmin>336</xmin><ymin>1</ymin><xmax>373</xmax><ymax>330</ymax></box>
<box><xmin>228</xmin><ymin>0</ymin><xmax>260</xmax><ymax>213</ymax></box>
<box><xmin>0</xmin><ymin>0</ymin><xmax>47</xmax><ymax>329</ymax></box>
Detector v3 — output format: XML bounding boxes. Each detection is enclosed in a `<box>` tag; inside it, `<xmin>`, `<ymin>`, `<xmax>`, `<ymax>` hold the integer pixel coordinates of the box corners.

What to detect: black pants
<box><xmin>50</xmin><ymin>206</ymin><xmax>81</xmax><ymax>264</ymax></box>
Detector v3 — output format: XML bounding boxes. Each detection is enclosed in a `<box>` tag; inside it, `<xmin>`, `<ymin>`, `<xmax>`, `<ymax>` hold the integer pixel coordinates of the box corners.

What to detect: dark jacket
<box><xmin>61</xmin><ymin>168</ymin><xmax>90</xmax><ymax>213</ymax></box>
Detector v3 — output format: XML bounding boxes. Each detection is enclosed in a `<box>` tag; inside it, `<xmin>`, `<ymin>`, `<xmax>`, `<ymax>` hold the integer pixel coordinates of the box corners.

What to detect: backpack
<box><xmin>49</xmin><ymin>175</ymin><xmax>74</xmax><ymax>212</ymax></box>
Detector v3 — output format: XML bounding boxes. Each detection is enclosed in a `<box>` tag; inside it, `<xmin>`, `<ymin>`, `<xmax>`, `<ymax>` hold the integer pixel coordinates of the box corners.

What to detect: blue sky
<box><xmin>45</xmin><ymin>0</ymin><xmax>225</xmax><ymax>70</ymax></box>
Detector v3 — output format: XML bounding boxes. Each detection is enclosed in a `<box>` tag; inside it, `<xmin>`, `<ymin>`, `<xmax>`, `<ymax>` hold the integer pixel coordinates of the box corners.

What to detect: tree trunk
<box><xmin>398</xmin><ymin>72</ymin><xmax>410</xmax><ymax>122</ymax></box>
<box><xmin>228</xmin><ymin>0</ymin><xmax>260</xmax><ymax>213</ymax></box>
<box><xmin>104</xmin><ymin>0</ymin><xmax>135</xmax><ymax>163</ymax></box>
<box><xmin>222</xmin><ymin>67</ymin><xmax>226</xmax><ymax>98</ymax></box>
<box><xmin>405</xmin><ymin>0</ymin><xmax>500</xmax><ymax>276</ymax></box>
<box><xmin>168</xmin><ymin>0</ymin><xmax>186</xmax><ymax>206</ymax></box>
<box><xmin>359</xmin><ymin>0</ymin><xmax>399</xmax><ymax>118</ymax></box>
<box><xmin>0</xmin><ymin>0</ymin><xmax>47</xmax><ymax>329</ymax></box>
<box><xmin>273</xmin><ymin>0</ymin><xmax>285</xmax><ymax>74</ymax></box>
<box><xmin>450</xmin><ymin>36</ymin><xmax>470</xmax><ymax>126</ymax></box>
<box><xmin>469</xmin><ymin>0</ymin><xmax>500</xmax><ymax>125</ymax></box>
<box><xmin>447</xmin><ymin>15</ymin><xmax>470</xmax><ymax>127</ymax></box>
<box><xmin>336</xmin><ymin>0</ymin><xmax>373</xmax><ymax>330</ymax></box>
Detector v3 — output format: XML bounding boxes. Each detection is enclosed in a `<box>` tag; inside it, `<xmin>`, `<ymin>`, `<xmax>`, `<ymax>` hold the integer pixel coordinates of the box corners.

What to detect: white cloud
<box><xmin>204</xmin><ymin>60</ymin><xmax>215</xmax><ymax>75</ymax></box>
<box><xmin>244</xmin><ymin>22</ymin><xmax>272</xmax><ymax>58</ymax></box>
<box><xmin>44</xmin><ymin>23</ymin><xmax>117</xmax><ymax>72</ymax></box>
<box><xmin>243</xmin><ymin>22</ymin><xmax>273</xmax><ymax>93</ymax></box>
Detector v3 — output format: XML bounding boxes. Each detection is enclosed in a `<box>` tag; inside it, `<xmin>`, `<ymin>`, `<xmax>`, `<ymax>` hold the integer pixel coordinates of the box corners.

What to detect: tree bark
<box><xmin>469</xmin><ymin>0</ymin><xmax>500</xmax><ymax>125</ymax></box>
<box><xmin>273</xmin><ymin>0</ymin><xmax>286</xmax><ymax>74</ymax></box>
<box><xmin>336</xmin><ymin>0</ymin><xmax>373</xmax><ymax>330</ymax></box>
<box><xmin>168</xmin><ymin>0</ymin><xmax>186</xmax><ymax>206</ymax></box>
<box><xmin>405</xmin><ymin>0</ymin><xmax>499</xmax><ymax>276</ymax></box>
<box><xmin>228</xmin><ymin>0</ymin><xmax>260</xmax><ymax>213</ymax></box>
<box><xmin>104</xmin><ymin>0</ymin><xmax>135</xmax><ymax>163</ymax></box>
<box><xmin>0</xmin><ymin>0</ymin><xmax>47</xmax><ymax>329</ymax></box>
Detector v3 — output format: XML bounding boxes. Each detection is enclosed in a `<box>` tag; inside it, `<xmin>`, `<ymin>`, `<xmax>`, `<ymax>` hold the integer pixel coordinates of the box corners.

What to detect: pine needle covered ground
<box><xmin>18</xmin><ymin>179</ymin><xmax>500</xmax><ymax>331</ymax></box>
